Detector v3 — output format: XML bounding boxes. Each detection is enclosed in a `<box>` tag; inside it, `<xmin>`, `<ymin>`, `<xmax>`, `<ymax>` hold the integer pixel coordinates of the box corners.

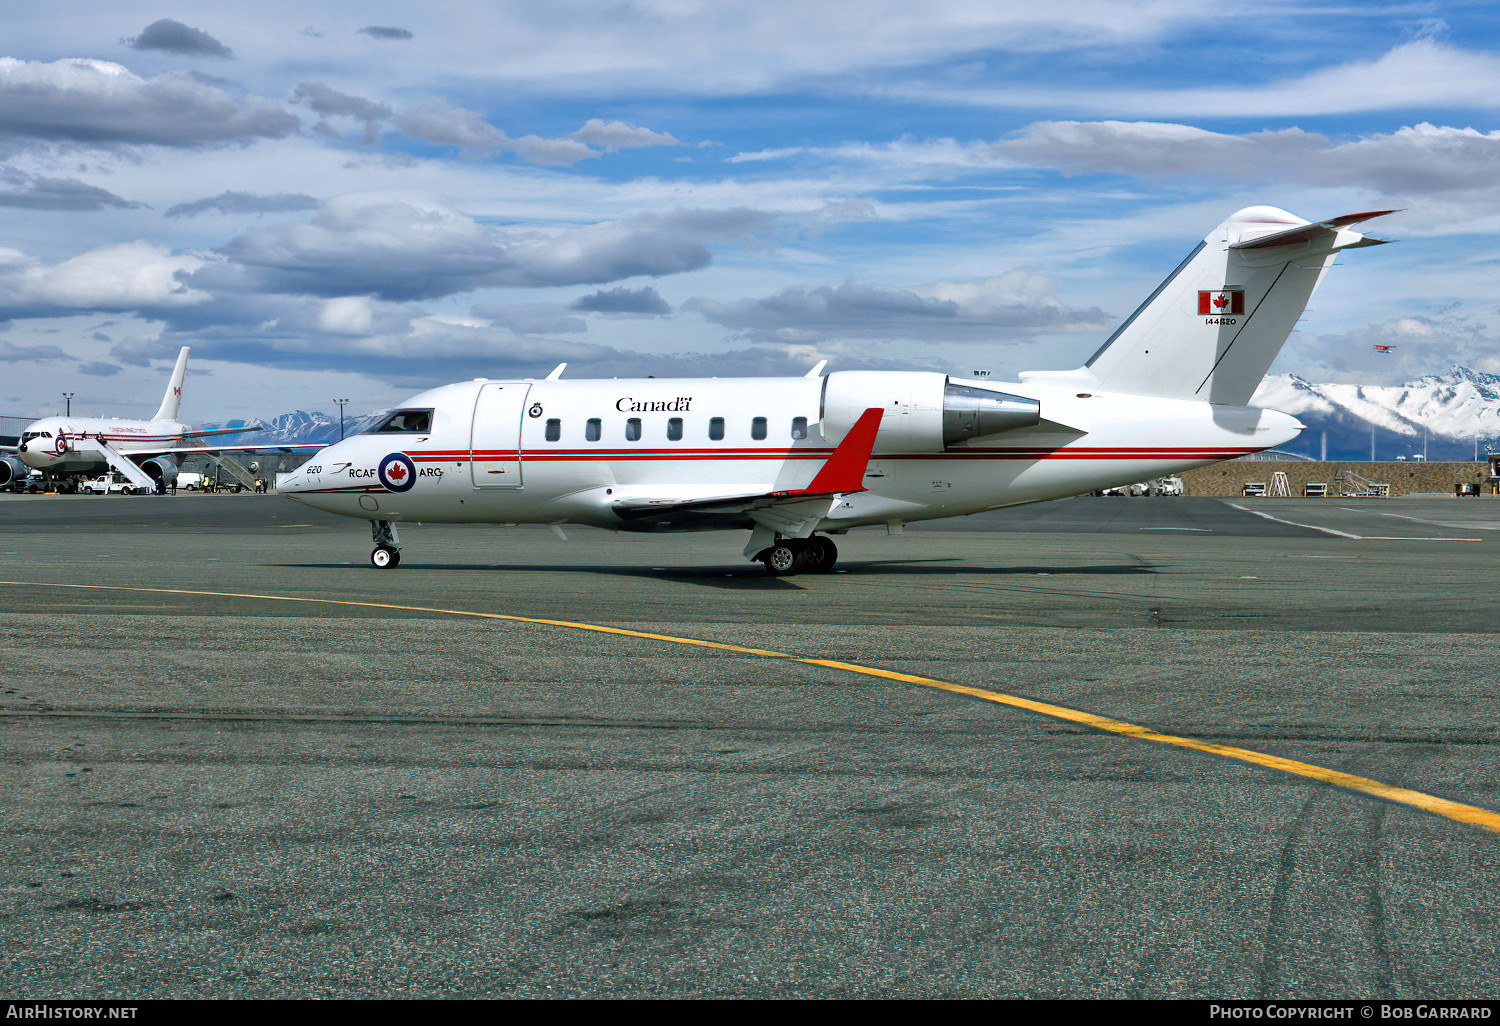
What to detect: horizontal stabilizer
<box><xmin>1230</xmin><ymin>210</ymin><xmax>1397</xmax><ymax>250</ymax></box>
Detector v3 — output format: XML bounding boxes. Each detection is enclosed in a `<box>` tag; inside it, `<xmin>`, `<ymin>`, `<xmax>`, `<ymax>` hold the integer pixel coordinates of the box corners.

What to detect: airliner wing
<box><xmin>180</xmin><ymin>426</ymin><xmax>268</xmax><ymax>440</ymax></box>
<box><xmin>610</xmin><ymin>407</ymin><xmax>884</xmax><ymax>526</ymax></box>
<box><xmin>154</xmin><ymin>442</ymin><xmax>326</xmax><ymax>456</ymax></box>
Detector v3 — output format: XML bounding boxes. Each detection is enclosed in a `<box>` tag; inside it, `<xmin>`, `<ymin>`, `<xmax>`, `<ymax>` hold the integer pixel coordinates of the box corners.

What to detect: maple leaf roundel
<box><xmin>378</xmin><ymin>453</ymin><xmax>418</xmax><ymax>492</ymax></box>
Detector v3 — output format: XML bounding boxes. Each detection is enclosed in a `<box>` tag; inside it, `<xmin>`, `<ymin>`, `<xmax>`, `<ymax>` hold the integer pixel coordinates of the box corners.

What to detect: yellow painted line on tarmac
<box><xmin>4</xmin><ymin>579</ymin><xmax>1498</xmax><ymax>836</ymax></box>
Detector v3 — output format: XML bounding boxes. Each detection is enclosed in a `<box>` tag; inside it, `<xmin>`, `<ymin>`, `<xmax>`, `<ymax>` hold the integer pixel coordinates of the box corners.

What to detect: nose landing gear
<box><xmin>370</xmin><ymin>520</ymin><xmax>402</xmax><ymax>568</ymax></box>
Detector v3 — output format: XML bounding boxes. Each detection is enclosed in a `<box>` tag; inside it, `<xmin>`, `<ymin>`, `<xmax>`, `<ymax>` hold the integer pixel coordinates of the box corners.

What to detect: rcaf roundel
<box><xmin>1198</xmin><ymin>290</ymin><xmax>1245</xmax><ymax>315</ymax></box>
<box><xmin>378</xmin><ymin>452</ymin><xmax>417</xmax><ymax>492</ymax></box>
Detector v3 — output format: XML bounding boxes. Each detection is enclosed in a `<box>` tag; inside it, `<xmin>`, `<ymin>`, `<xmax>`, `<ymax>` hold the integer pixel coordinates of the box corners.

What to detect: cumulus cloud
<box><xmin>124</xmin><ymin>19</ymin><xmax>233</xmax><ymax>58</ymax></box>
<box><xmin>910</xmin><ymin>39</ymin><xmax>1500</xmax><ymax>119</ymax></box>
<box><xmin>216</xmin><ymin>194</ymin><xmax>770</xmax><ymax>300</ymax></box>
<box><xmin>0</xmin><ymin>170</ymin><xmax>144</xmax><ymax>211</ymax></box>
<box><xmin>0</xmin><ymin>58</ymin><xmax>297</xmax><ymax>150</ymax></box>
<box><xmin>0</xmin><ymin>242</ymin><xmax>209</xmax><ymax>317</ymax></box>
<box><xmin>290</xmin><ymin>81</ymin><xmax>391</xmax><ymax>144</ymax></box>
<box><xmin>358</xmin><ymin>26</ymin><xmax>413</xmax><ymax>41</ymax></box>
<box><xmin>165</xmin><ymin>191</ymin><xmax>320</xmax><ymax>218</ymax></box>
<box><xmin>0</xmin><ymin>339</ymin><xmax>70</xmax><ymax>362</ymax></box>
<box><xmin>991</xmin><ymin>120</ymin><xmax>1500</xmax><ymax>223</ymax></box>
<box><xmin>684</xmin><ymin>271</ymin><xmax>1107</xmax><ymax>344</ymax></box>
<box><xmin>506</xmin><ymin>134</ymin><xmax>598</xmax><ymax>166</ymax></box>
<box><xmin>570</xmin><ymin>119</ymin><xmax>680</xmax><ymax>152</ymax></box>
<box><xmin>78</xmin><ymin>360</ymin><xmax>121</xmax><ymax>376</ymax></box>
<box><xmin>392</xmin><ymin>104</ymin><xmax>505</xmax><ymax>148</ymax></box>
<box><xmin>570</xmin><ymin>286</ymin><xmax>672</xmax><ymax>315</ymax></box>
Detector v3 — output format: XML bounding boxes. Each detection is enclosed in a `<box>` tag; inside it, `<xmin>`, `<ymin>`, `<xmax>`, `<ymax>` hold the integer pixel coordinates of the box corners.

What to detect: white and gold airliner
<box><xmin>4</xmin><ymin>348</ymin><xmax>304</xmax><ymax>493</ymax></box>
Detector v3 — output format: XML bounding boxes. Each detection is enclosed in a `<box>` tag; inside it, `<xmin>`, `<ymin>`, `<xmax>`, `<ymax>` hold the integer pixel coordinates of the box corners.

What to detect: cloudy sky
<box><xmin>4</xmin><ymin>1</ymin><xmax>1500</xmax><ymax>422</ymax></box>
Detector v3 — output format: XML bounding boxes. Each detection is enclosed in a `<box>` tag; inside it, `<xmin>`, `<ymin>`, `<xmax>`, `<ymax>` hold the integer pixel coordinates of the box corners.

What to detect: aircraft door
<box><xmin>470</xmin><ymin>383</ymin><xmax>531</xmax><ymax>487</ymax></box>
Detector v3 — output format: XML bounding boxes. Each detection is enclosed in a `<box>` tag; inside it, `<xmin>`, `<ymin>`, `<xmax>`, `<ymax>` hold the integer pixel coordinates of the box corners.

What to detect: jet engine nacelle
<box><xmin>139</xmin><ymin>455</ymin><xmax>178</xmax><ymax>493</ymax></box>
<box><xmin>821</xmin><ymin>371</ymin><xmax>1041</xmax><ymax>451</ymax></box>
<box><xmin>0</xmin><ymin>454</ymin><xmax>26</xmax><ymax>488</ymax></box>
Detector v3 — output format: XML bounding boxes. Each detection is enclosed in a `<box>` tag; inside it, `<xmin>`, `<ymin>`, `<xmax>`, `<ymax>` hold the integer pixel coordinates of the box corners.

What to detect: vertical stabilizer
<box><xmin>1077</xmin><ymin>207</ymin><xmax>1391</xmax><ymax>405</ymax></box>
<box><xmin>153</xmin><ymin>347</ymin><xmax>190</xmax><ymax>422</ymax></box>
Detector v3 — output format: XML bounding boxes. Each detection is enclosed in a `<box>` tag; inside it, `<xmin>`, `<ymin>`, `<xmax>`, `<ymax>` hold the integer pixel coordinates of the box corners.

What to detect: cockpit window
<box><xmin>21</xmin><ymin>431</ymin><xmax>51</xmax><ymax>440</ymax></box>
<box><xmin>360</xmin><ymin>409</ymin><xmax>434</xmax><ymax>434</ymax></box>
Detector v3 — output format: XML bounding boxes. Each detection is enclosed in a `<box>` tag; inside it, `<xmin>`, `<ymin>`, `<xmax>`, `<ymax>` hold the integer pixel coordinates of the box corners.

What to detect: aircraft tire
<box><xmin>371</xmin><ymin>545</ymin><xmax>401</xmax><ymax>569</ymax></box>
<box><xmin>761</xmin><ymin>543</ymin><xmax>803</xmax><ymax>577</ymax></box>
<box><xmin>801</xmin><ymin>536</ymin><xmax>838</xmax><ymax>573</ymax></box>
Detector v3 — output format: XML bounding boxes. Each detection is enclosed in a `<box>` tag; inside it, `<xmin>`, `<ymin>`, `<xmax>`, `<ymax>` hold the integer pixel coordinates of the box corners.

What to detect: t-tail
<box><xmin>1072</xmin><ymin>206</ymin><xmax>1392</xmax><ymax>405</ymax></box>
<box><xmin>152</xmin><ymin>347</ymin><xmax>190</xmax><ymax>422</ymax></box>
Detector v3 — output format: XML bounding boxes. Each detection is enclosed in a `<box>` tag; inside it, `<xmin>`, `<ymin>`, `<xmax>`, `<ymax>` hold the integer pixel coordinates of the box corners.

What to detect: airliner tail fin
<box><xmin>153</xmin><ymin>347</ymin><xmax>190</xmax><ymax>422</ymax></box>
<box><xmin>1076</xmin><ymin>207</ymin><xmax>1392</xmax><ymax>405</ymax></box>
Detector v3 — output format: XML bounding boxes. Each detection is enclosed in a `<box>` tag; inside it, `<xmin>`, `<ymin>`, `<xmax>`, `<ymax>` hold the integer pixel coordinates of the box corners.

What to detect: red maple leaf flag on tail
<box><xmin>1198</xmin><ymin>290</ymin><xmax>1245</xmax><ymax>315</ymax></box>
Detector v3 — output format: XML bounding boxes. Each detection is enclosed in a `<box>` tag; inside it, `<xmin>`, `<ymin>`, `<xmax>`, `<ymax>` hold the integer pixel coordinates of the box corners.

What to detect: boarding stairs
<box><xmin>200</xmin><ymin>452</ymin><xmax>261</xmax><ymax>491</ymax></box>
<box><xmin>66</xmin><ymin>436</ymin><xmax>159</xmax><ymax>493</ymax></box>
<box><xmin>1336</xmin><ymin>468</ymin><xmax>1390</xmax><ymax>498</ymax></box>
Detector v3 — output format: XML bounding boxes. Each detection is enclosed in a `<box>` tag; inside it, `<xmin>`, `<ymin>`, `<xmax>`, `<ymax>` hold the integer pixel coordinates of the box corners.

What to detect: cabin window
<box><xmin>667</xmin><ymin>417</ymin><xmax>683</xmax><ymax>441</ymax></box>
<box><xmin>751</xmin><ymin>417</ymin><xmax>767</xmax><ymax>440</ymax></box>
<box><xmin>709</xmin><ymin>417</ymin><xmax>725</xmax><ymax>441</ymax></box>
<box><xmin>625</xmin><ymin>418</ymin><xmax>642</xmax><ymax>441</ymax></box>
<box><xmin>791</xmin><ymin>416</ymin><xmax>808</xmax><ymax>440</ymax></box>
<box><xmin>585</xmin><ymin>418</ymin><xmax>602</xmax><ymax>441</ymax></box>
<box><xmin>545</xmin><ymin>418</ymin><xmax>561</xmax><ymax>442</ymax></box>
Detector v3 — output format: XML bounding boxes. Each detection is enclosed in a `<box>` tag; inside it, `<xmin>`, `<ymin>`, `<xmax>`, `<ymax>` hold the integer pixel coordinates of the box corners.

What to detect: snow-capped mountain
<box><xmin>202</xmin><ymin>410</ymin><xmax>343</xmax><ymax>446</ymax></box>
<box><xmin>1254</xmin><ymin>367</ymin><xmax>1500</xmax><ymax>460</ymax></box>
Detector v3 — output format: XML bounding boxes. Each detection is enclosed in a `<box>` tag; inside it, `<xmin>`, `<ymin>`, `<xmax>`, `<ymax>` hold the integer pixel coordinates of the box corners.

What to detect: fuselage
<box><xmin>17</xmin><ymin>416</ymin><xmax>191</xmax><ymax>475</ymax></box>
<box><xmin>278</xmin><ymin>373</ymin><xmax>1301</xmax><ymax>532</ymax></box>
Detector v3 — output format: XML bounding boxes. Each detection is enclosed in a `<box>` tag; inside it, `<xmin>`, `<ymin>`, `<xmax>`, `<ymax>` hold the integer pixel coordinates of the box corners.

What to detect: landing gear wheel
<box><xmin>371</xmin><ymin>545</ymin><xmax>401</xmax><ymax>568</ymax></box>
<box><xmin>761</xmin><ymin>542</ymin><xmax>804</xmax><ymax>577</ymax></box>
<box><xmin>801</xmin><ymin>536</ymin><xmax>839</xmax><ymax>573</ymax></box>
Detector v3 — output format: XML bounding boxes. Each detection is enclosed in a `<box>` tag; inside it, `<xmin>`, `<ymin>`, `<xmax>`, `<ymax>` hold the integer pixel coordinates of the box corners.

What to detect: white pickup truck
<box><xmin>82</xmin><ymin>471</ymin><xmax>145</xmax><ymax>495</ymax></box>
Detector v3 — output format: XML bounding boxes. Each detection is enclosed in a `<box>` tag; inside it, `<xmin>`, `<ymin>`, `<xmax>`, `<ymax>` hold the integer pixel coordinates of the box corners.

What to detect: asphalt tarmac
<box><xmin>2</xmin><ymin>492</ymin><xmax>1499</xmax><ymax>999</ymax></box>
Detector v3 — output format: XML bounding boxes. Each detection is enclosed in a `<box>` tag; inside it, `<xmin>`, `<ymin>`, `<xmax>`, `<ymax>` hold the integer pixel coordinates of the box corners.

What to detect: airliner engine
<box><xmin>820</xmin><ymin>371</ymin><xmax>1040</xmax><ymax>451</ymax></box>
<box><xmin>139</xmin><ymin>455</ymin><xmax>178</xmax><ymax>492</ymax></box>
<box><xmin>0</xmin><ymin>454</ymin><xmax>26</xmax><ymax>488</ymax></box>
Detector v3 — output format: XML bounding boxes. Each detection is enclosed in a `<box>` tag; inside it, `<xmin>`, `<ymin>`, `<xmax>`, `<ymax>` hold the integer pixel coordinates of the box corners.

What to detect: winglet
<box><xmin>798</xmin><ymin>407</ymin><xmax>882</xmax><ymax>495</ymax></box>
<box><xmin>804</xmin><ymin>359</ymin><xmax>828</xmax><ymax>379</ymax></box>
<box><xmin>545</xmin><ymin>363</ymin><xmax>567</xmax><ymax>381</ymax></box>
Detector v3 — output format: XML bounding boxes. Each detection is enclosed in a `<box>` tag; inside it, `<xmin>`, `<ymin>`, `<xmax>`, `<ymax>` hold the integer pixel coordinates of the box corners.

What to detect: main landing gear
<box><xmin>758</xmin><ymin>535</ymin><xmax>838</xmax><ymax>577</ymax></box>
<box><xmin>370</xmin><ymin>519</ymin><xmax>402</xmax><ymax>568</ymax></box>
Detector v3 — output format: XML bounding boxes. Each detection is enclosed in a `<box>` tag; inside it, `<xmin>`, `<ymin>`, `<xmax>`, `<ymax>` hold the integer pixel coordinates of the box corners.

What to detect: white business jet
<box><xmin>4</xmin><ymin>347</ymin><xmax>303</xmax><ymax>493</ymax></box>
<box><xmin>279</xmin><ymin>206</ymin><xmax>1390</xmax><ymax>574</ymax></box>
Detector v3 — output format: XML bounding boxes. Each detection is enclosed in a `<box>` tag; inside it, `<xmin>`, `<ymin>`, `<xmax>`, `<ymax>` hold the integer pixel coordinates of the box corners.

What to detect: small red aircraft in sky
<box><xmin>1373</xmin><ymin>344</ymin><xmax>1396</xmax><ymax>353</ymax></box>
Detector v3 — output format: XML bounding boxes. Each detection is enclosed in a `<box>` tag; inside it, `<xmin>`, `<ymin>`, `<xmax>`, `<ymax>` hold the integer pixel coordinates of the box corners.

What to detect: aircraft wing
<box><xmin>153</xmin><ymin>442</ymin><xmax>327</xmax><ymax>456</ymax></box>
<box><xmin>180</xmin><ymin>426</ymin><xmax>268</xmax><ymax>440</ymax></box>
<box><xmin>610</xmin><ymin>407</ymin><xmax>884</xmax><ymax>528</ymax></box>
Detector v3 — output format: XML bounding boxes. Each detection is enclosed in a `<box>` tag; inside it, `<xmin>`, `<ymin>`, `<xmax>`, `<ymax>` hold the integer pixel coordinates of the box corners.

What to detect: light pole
<box><xmin>334</xmin><ymin>398</ymin><xmax>350</xmax><ymax>440</ymax></box>
<box><xmin>62</xmin><ymin>392</ymin><xmax>74</xmax><ymax>417</ymax></box>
